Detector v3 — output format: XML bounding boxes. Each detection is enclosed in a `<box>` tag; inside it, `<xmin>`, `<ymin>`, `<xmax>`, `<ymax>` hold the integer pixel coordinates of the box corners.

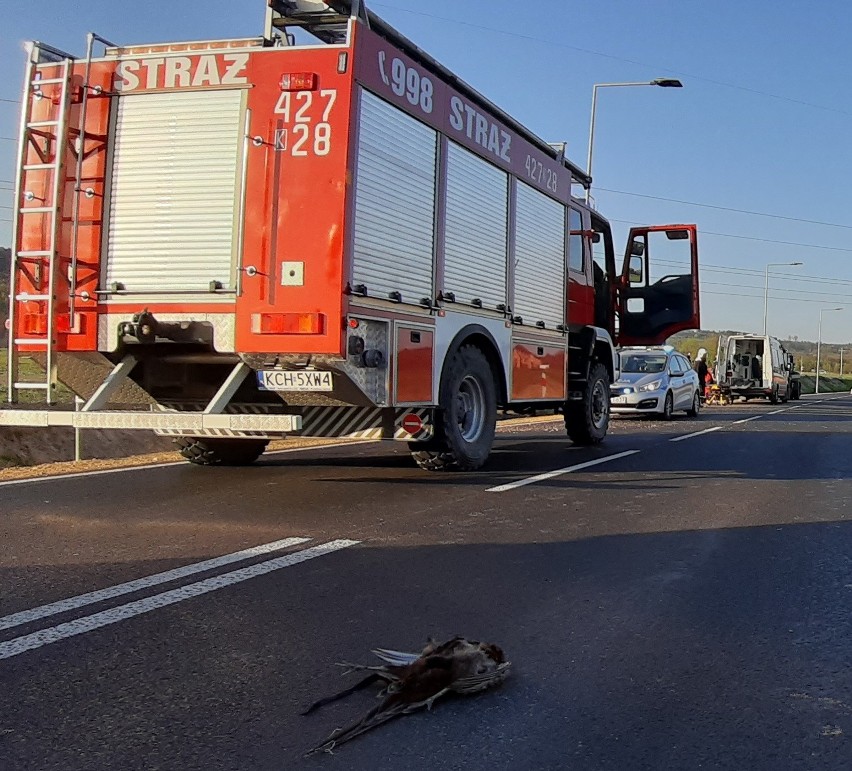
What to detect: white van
<box><xmin>714</xmin><ymin>334</ymin><xmax>793</xmax><ymax>403</ymax></box>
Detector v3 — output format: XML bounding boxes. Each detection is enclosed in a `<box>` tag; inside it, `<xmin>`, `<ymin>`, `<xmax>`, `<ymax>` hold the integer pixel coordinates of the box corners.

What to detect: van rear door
<box><xmin>617</xmin><ymin>225</ymin><xmax>700</xmax><ymax>346</ymax></box>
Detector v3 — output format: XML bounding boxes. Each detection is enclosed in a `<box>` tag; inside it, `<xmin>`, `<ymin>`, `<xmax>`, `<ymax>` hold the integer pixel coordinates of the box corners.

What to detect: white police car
<box><xmin>611</xmin><ymin>346</ymin><xmax>702</xmax><ymax>419</ymax></box>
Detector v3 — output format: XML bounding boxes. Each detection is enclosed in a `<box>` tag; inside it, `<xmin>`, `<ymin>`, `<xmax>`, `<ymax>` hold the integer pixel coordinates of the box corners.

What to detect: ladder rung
<box><xmin>29</xmin><ymin>120</ymin><xmax>59</xmax><ymax>128</ymax></box>
<box><xmin>14</xmin><ymin>339</ymin><xmax>50</xmax><ymax>346</ymax></box>
<box><xmin>17</xmin><ymin>250</ymin><xmax>52</xmax><ymax>257</ymax></box>
<box><xmin>24</xmin><ymin>163</ymin><xmax>58</xmax><ymax>171</ymax></box>
<box><xmin>19</xmin><ymin>207</ymin><xmax>55</xmax><ymax>214</ymax></box>
<box><xmin>33</xmin><ymin>78</ymin><xmax>66</xmax><ymax>85</ymax></box>
<box><xmin>16</xmin><ymin>293</ymin><xmax>51</xmax><ymax>301</ymax></box>
<box><xmin>13</xmin><ymin>383</ymin><xmax>51</xmax><ymax>390</ymax></box>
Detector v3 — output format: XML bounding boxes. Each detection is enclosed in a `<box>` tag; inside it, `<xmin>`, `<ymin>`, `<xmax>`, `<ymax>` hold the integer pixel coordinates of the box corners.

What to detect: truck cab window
<box><xmin>568</xmin><ymin>208</ymin><xmax>585</xmax><ymax>272</ymax></box>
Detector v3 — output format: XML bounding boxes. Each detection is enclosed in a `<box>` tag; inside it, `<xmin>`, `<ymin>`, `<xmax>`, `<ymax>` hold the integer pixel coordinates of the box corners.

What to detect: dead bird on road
<box><xmin>303</xmin><ymin>636</ymin><xmax>510</xmax><ymax>755</ymax></box>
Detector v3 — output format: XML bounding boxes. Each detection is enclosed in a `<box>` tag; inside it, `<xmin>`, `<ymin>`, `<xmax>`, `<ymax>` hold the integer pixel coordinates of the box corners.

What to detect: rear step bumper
<box><xmin>0</xmin><ymin>410</ymin><xmax>302</xmax><ymax>432</ymax></box>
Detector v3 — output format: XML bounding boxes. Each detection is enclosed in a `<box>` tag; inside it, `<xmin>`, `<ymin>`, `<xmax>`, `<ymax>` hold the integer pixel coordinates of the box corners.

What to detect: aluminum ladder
<box><xmin>265</xmin><ymin>0</ymin><xmax>369</xmax><ymax>45</ymax></box>
<box><xmin>7</xmin><ymin>42</ymin><xmax>75</xmax><ymax>404</ymax></box>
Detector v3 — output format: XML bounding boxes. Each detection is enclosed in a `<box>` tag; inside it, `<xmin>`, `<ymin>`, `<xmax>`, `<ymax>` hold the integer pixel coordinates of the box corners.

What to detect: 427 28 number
<box><xmin>273</xmin><ymin>89</ymin><xmax>337</xmax><ymax>156</ymax></box>
<box><xmin>524</xmin><ymin>155</ymin><xmax>558</xmax><ymax>193</ymax></box>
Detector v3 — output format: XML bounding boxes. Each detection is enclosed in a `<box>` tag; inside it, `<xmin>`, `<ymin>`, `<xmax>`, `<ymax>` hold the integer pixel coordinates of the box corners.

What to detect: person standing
<box><xmin>694</xmin><ymin>348</ymin><xmax>711</xmax><ymax>400</ymax></box>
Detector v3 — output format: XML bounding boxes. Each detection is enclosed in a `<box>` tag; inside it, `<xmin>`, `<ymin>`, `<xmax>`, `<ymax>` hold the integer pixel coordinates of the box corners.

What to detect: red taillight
<box><xmin>280</xmin><ymin>72</ymin><xmax>317</xmax><ymax>91</ymax></box>
<box><xmin>258</xmin><ymin>313</ymin><xmax>324</xmax><ymax>335</ymax></box>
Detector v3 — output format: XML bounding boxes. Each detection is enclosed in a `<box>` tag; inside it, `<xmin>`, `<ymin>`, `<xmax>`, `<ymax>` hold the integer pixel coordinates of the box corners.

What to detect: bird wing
<box><xmin>451</xmin><ymin>662</ymin><xmax>512</xmax><ymax>694</ymax></box>
<box><xmin>370</xmin><ymin>647</ymin><xmax>421</xmax><ymax>666</ymax></box>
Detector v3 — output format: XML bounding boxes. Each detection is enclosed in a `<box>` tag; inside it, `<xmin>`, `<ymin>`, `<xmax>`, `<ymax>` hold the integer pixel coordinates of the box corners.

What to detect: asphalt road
<box><xmin>2</xmin><ymin>395</ymin><xmax>851</xmax><ymax>770</ymax></box>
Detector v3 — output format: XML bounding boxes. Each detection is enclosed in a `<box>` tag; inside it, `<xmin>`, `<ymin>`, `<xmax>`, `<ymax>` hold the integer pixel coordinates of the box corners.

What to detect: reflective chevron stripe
<box><xmin>152</xmin><ymin>403</ymin><xmax>434</xmax><ymax>441</ymax></box>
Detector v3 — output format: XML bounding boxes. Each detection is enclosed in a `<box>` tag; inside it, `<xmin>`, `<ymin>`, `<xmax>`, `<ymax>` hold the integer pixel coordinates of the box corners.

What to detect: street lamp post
<box><xmin>586</xmin><ymin>78</ymin><xmax>683</xmax><ymax>203</ymax></box>
<box><xmin>763</xmin><ymin>261</ymin><xmax>803</xmax><ymax>335</ymax></box>
<box><xmin>841</xmin><ymin>348</ymin><xmax>845</xmax><ymax>376</ymax></box>
<box><xmin>816</xmin><ymin>307</ymin><xmax>843</xmax><ymax>394</ymax></box>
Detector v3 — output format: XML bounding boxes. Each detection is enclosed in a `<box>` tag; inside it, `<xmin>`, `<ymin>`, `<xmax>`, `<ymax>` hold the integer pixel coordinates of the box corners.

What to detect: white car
<box><xmin>611</xmin><ymin>347</ymin><xmax>702</xmax><ymax>419</ymax></box>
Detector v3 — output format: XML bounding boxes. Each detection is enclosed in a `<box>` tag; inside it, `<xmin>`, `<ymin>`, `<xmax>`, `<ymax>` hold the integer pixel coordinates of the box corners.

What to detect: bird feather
<box><xmin>370</xmin><ymin>648</ymin><xmax>421</xmax><ymax>666</ymax></box>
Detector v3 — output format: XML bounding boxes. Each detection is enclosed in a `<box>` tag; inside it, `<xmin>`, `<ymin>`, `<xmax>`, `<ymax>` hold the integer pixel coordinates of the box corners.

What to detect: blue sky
<box><xmin>2</xmin><ymin>0</ymin><xmax>851</xmax><ymax>342</ymax></box>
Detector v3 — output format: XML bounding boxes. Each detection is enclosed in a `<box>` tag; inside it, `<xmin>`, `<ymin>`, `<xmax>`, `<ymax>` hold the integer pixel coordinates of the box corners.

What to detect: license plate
<box><xmin>611</xmin><ymin>395</ymin><xmax>628</xmax><ymax>404</ymax></box>
<box><xmin>257</xmin><ymin>370</ymin><xmax>333</xmax><ymax>392</ymax></box>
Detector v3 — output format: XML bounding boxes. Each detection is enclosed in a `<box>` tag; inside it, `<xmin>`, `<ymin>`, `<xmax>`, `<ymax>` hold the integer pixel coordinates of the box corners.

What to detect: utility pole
<box><xmin>841</xmin><ymin>348</ymin><xmax>845</xmax><ymax>376</ymax></box>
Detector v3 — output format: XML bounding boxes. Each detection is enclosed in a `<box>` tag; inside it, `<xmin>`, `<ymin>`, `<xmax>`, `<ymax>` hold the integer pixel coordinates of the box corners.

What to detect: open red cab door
<box><xmin>616</xmin><ymin>224</ymin><xmax>700</xmax><ymax>346</ymax></box>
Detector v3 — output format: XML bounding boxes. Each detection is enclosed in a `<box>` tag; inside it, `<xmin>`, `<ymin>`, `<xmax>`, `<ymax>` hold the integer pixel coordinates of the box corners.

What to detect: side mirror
<box><xmin>629</xmin><ymin>239</ymin><xmax>645</xmax><ymax>257</ymax></box>
<box><xmin>628</xmin><ymin>255</ymin><xmax>643</xmax><ymax>284</ymax></box>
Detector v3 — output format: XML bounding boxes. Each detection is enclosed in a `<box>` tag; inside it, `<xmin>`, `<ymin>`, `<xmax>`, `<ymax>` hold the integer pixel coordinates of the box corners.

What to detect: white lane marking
<box><xmin>0</xmin><ymin>539</ymin><xmax>358</xmax><ymax>661</ymax></box>
<box><xmin>733</xmin><ymin>416</ymin><xmax>762</xmax><ymax>425</ymax></box>
<box><xmin>487</xmin><ymin>450</ymin><xmax>640</xmax><ymax>493</ymax></box>
<box><xmin>0</xmin><ymin>440</ymin><xmax>377</xmax><ymax>488</ymax></box>
<box><xmin>766</xmin><ymin>409</ymin><xmax>786</xmax><ymax>415</ymax></box>
<box><xmin>0</xmin><ymin>460</ymin><xmax>183</xmax><ymax>488</ymax></box>
<box><xmin>0</xmin><ymin>537</ymin><xmax>311</xmax><ymax>632</ymax></box>
<box><xmin>669</xmin><ymin>426</ymin><xmax>723</xmax><ymax>442</ymax></box>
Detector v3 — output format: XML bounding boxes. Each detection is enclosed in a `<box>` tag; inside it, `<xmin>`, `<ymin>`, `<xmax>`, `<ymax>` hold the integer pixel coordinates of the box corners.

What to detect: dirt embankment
<box><xmin>0</xmin><ymin>426</ymin><xmax>173</xmax><ymax>468</ymax></box>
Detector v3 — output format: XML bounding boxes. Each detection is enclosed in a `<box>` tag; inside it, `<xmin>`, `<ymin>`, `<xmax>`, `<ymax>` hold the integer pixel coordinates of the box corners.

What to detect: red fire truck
<box><xmin>3</xmin><ymin>1</ymin><xmax>700</xmax><ymax>470</ymax></box>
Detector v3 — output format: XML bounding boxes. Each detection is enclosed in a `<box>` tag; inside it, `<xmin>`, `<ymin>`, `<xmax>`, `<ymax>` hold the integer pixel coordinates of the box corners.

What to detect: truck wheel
<box><xmin>410</xmin><ymin>345</ymin><xmax>496</xmax><ymax>471</ymax></box>
<box><xmin>565</xmin><ymin>362</ymin><xmax>609</xmax><ymax>444</ymax></box>
<box><xmin>686</xmin><ymin>390</ymin><xmax>701</xmax><ymax>417</ymax></box>
<box><xmin>176</xmin><ymin>437</ymin><xmax>269</xmax><ymax>466</ymax></box>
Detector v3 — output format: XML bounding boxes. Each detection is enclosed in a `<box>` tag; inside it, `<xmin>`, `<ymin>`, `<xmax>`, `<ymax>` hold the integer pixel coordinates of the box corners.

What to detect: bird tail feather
<box><xmin>370</xmin><ymin>648</ymin><xmax>421</xmax><ymax>666</ymax></box>
<box><xmin>304</xmin><ymin>699</ymin><xmax>411</xmax><ymax>756</ymax></box>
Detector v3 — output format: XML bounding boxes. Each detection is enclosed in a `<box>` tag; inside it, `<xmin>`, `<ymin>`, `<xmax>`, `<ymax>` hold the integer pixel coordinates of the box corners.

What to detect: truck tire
<box><xmin>410</xmin><ymin>345</ymin><xmax>496</xmax><ymax>471</ymax></box>
<box><xmin>176</xmin><ymin>437</ymin><xmax>269</xmax><ymax>466</ymax></box>
<box><xmin>565</xmin><ymin>362</ymin><xmax>609</xmax><ymax>445</ymax></box>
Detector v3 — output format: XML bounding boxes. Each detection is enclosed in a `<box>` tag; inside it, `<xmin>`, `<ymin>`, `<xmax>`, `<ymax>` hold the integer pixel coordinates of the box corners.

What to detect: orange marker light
<box><xmin>259</xmin><ymin>313</ymin><xmax>324</xmax><ymax>334</ymax></box>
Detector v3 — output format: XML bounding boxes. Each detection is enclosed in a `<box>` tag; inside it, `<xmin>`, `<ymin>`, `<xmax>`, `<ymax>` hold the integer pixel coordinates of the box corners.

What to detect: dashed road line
<box><xmin>669</xmin><ymin>426</ymin><xmax>723</xmax><ymax>442</ymax></box>
<box><xmin>0</xmin><ymin>539</ymin><xmax>359</xmax><ymax>661</ymax></box>
<box><xmin>487</xmin><ymin>450</ymin><xmax>640</xmax><ymax>493</ymax></box>
<box><xmin>0</xmin><ymin>537</ymin><xmax>311</xmax><ymax>632</ymax></box>
<box><xmin>733</xmin><ymin>416</ymin><xmax>763</xmax><ymax>425</ymax></box>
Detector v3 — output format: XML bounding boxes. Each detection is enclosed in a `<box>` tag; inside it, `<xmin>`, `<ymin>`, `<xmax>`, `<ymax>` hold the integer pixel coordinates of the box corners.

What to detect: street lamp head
<box><xmin>652</xmin><ymin>78</ymin><xmax>683</xmax><ymax>88</ymax></box>
<box><xmin>790</xmin><ymin>261</ymin><xmax>803</xmax><ymax>266</ymax></box>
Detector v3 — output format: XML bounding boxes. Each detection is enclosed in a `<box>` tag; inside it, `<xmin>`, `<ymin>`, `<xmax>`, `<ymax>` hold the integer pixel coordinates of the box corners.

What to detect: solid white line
<box><xmin>766</xmin><ymin>409</ymin><xmax>786</xmax><ymax>415</ymax></box>
<box><xmin>0</xmin><ymin>539</ymin><xmax>358</xmax><ymax>661</ymax></box>
<box><xmin>0</xmin><ymin>537</ymin><xmax>311</xmax><ymax>632</ymax></box>
<box><xmin>669</xmin><ymin>426</ymin><xmax>723</xmax><ymax>442</ymax></box>
<box><xmin>486</xmin><ymin>450</ymin><xmax>640</xmax><ymax>493</ymax></box>
<box><xmin>0</xmin><ymin>440</ymin><xmax>377</xmax><ymax>489</ymax></box>
<box><xmin>0</xmin><ymin>460</ymin><xmax>183</xmax><ymax>488</ymax></box>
